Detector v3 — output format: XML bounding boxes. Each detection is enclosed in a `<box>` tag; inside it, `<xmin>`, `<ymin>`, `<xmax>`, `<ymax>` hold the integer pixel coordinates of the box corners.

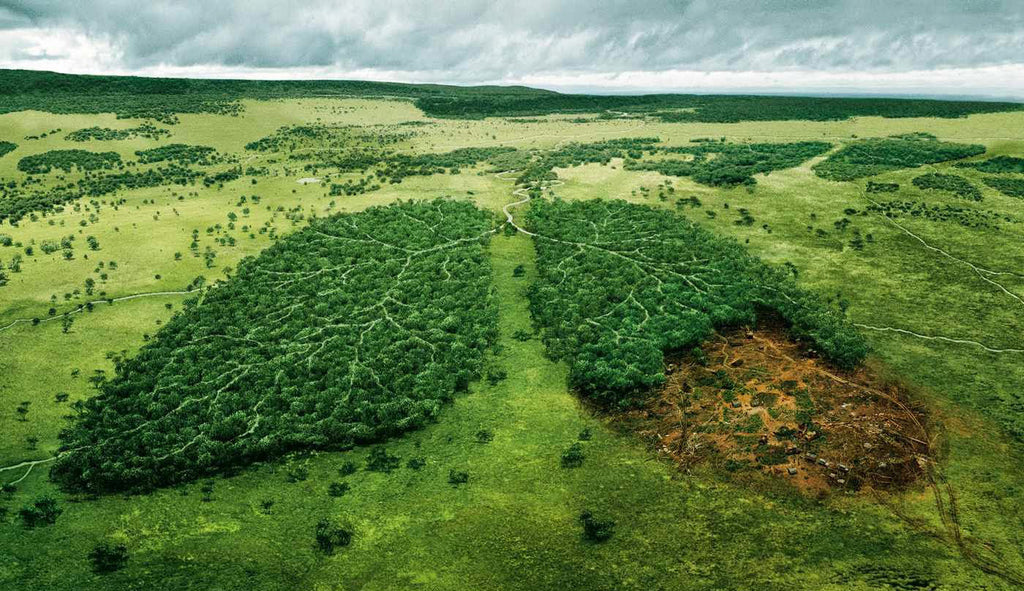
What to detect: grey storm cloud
<box><xmin>1</xmin><ymin>0</ymin><xmax>1024</xmax><ymax>81</ymax></box>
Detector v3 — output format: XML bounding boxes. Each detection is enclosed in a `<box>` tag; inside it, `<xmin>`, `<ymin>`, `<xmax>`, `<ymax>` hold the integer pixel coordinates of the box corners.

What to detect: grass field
<box><xmin>2</xmin><ymin>94</ymin><xmax>1024</xmax><ymax>589</ymax></box>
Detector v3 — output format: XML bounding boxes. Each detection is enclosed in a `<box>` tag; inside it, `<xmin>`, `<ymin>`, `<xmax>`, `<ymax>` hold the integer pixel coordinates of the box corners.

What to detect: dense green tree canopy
<box><xmin>814</xmin><ymin>136</ymin><xmax>985</xmax><ymax>181</ymax></box>
<box><xmin>17</xmin><ymin>149</ymin><xmax>122</xmax><ymax>174</ymax></box>
<box><xmin>525</xmin><ymin>199</ymin><xmax>866</xmax><ymax>407</ymax></box>
<box><xmin>625</xmin><ymin>140</ymin><xmax>831</xmax><ymax>186</ymax></box>
<box><xmin>52</xmin><ymin>200</ymin><xmax>498</xmax><ymax>492</ymax></box>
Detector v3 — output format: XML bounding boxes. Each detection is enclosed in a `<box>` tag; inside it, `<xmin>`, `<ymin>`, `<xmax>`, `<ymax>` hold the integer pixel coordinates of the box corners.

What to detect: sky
<box><xmin>1</xmin><ymin>0</ymin><xmax>1023</xmax><ymax>98</ymax></box>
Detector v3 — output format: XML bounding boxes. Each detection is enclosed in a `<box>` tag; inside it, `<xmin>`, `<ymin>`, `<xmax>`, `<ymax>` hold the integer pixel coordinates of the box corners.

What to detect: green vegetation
<box><xmin>625</xmin><ymin>140</ymin><xmax>831</xmax><ymax>186</ymax></box>
<box><xmin>416</xmin><ymin>93</ymin><xmax>1024</xmax><ymax>121</ymax></box>
<box><xmin>983</xmin><ymin>176</ymin><xmax>1024</xmax><ymax>199</ymax></box>
<box><xmin>866</xmin><ymin>181</ymin><xmax>900</xmax><ymax>193</ymax></box>
<box><xmin>65</xmin><ymin>123</ymin><xmax>169</xmax><ymax>142</ymax></box>
<box><xmin>134</xmin><ymin>143</ymin><xmax>219</xmax><ymax>165</ymax></box>
<box><xmin>813</xmin><ymin>136</ymin><xmax>985</xmax><ymax>181</ymax></box>
<box><xmin>2</xmin><ymin>71</ymin><xmax>1024</xmax><ymax>591</ymax></box>
<box><xmin>863</xmin><ymin>200</ymin><xmax>1016</xmax><ymax>229</ymax></box>
<box><xmin>955</xmin><ymin>155</ymin><xmax>1024</xmax><ymax>174</ymax></box>
<box><xmin>526</xmin><ymin>199</ymin><xmax>865</xmax><ymax>407</ymax></box>
<box><xmin>51</xmin><ymin>200</ymin><xmax>498</xmax><ymax>492</ymax></box>
<box><xmin>17</xmin><ymin>149</ymin><xmax>122</xmax><ymax>174</ymax></box>
<box><xmin>0</xmin><ymin>141</ymin><xmax>15</xmax><ymax>158</ymax></box>
<box><xmin>912</xmin><ymin>172</ymin><xmax>982</xmax><ymax>201</ymax></box>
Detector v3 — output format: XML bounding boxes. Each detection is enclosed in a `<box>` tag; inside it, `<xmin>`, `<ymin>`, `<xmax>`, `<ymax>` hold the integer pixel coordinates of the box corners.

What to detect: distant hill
<box><xmin>1</xmin><ymin>68</ymin><xmax>1021</xmax><ymax>124</ymax></box>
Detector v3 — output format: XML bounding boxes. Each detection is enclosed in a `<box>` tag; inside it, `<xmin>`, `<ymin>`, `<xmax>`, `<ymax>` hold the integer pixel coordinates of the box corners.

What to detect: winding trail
<box><xmin>863</xmin><ymin>195</ymin><xmax>1024</xmax><ymax>307</ymax></box>
<box><xmin>854</xmin><ymin>323</ymin><xmax>1024</xmax><ymax>354</ymax></box>
<box><xmin>0</xmin><ymin>289</ymin><xmax>193</xmax><ymax>335</ymax></box>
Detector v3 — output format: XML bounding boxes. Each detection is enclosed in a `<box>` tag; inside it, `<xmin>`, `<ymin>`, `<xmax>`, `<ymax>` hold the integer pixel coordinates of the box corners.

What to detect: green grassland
<box><xmin>2</xmin><ymin>79</ymin><xmax>1024</xmax><ymax>589</ymax></box>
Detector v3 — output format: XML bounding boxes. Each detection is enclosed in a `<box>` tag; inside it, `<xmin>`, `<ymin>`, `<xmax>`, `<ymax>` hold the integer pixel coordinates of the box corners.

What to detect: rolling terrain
<box><xmin>1</xmin><ymin>71</ymin><xmax>1023</xmax><ymax>589</ymax></box>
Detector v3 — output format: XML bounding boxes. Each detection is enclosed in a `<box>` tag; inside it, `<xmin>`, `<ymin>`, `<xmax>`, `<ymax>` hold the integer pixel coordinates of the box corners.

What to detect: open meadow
<box><xmin>1</xmin><ymin>73</ymin><xmax>1023</xmax><ymax>589</ymax></box>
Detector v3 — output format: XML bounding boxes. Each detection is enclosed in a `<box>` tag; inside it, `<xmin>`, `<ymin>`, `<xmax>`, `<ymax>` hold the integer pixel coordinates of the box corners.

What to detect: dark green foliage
<box><xmin>626</xmin><ymin>141</ymin><xmax>831</xmax><ymax>186</ymax></box>
<box><xmin>515</xmin><ymin>138</ymin><xmax>661</xmax><ymax>185</ymax></box>
<box><xmin>406</xmin><ymin>457</ymin><xmax>426</xmax><ymax>470</ymax></box>
<box><xmin>416</xmin><ymin>93</ymin><xmax>1024</xmax><ymax>122</ymax></box>
<box><xmin>560</xmin><ymin>442</ymin><xmax>585</xmax><ymax>468</ymax></box>
<box><xmin>0</xmin><ymin>69</ymin><xmax>552</xmax><ymax>123</ymax></box>
<box><xmin>17</xmin><ymin>149</ymin><xmax>122</xmax><ymax>174</ymax></box>
<box><xmin>485</xmin><ymin>368</ymin><xmax>507</xmax><ymax>385</ymax></box>
<box><xmin>135</xmin><ymin>144</ymin><xmax>219</xmax><ymax>165</ymax></box>
<box><xmin>912</xmin><ymin>173</ymin><xmax>982</xmax><ymax>201</ymax></box>
<box><xmin>865</xmin><ymin>200</ymin><xmax>1015</xmax><ymax>230</ymax></box>
<box><xmin>314</xmin><ymin>518</ymin><xmax>353</xmax><ymax>554</ymax></box>
<box><xmin>51</xmin><ymin>200</ymin><xmax>498</xmax><ymax>492</ymax></box>
<box><xmin>866</xmin><ymin>181</ymin><xmax>900</xmax><ymax>193</ymax></box>
<box><xmin>375</xmin><ymin>147</ymin><xmax>516</xmax><ymax>183</ymax></box>
<box><xmin>0</xmin><ymin>141</ymin><xmax>16</xmax><ymax>158</ymax></box>
<box><xmin>526</xmin><ymin>200</ymin><xmax>866</xmax><ymax>407</ymax></box>
<box><xmin>89</xmin><ymin>542</ymin><xmax>129</xmax><ymax>574</ymax></box>
<box><xmin>338</xmin><ymin>461</ymin><xmax>358</xmax><ymax>476</ymax></box>
<box><xmin>0</xmin><ymin>163</ymin><xmax>206</xmax><ymax>223</ymax></box>
<box><xmin>19</xmin><ymin>496</ymin><xmax>62</xmax><ymax>527</ymax></box>
<box><xmin>955</xmin><ymin>155</ymin><xmax>1024</xmax><ymax>174</ymax></box>
<box><xmin>579</xmin><ymin>510</ymin><xmax>615</xmax><ymax>542</ymax></box>
<box><xmin>475</xmin><ymin>429</ymin><xmax>494</xmax><ymax>443</ymax></box>
<box><xmin>814</xmin><ymin>136</ymin><xmax>985</xmax><ymax>181</ymax></box>
<box><xmin>982</xmin><ymin>176</ymin><xmax>1024</xmax><ymax>199</ymax></box>
<box><xmin>4</xmin><ymin>69</ymin><xmax>1022</xmax><ymax>126</ymax></box>
<box><xmin>203</xmin><ymin>167</ymin><xmax>242</xmax><ymax>187</ymax></box>
<box><xmin>66</xmin><ymin>123</ymin><xmax>169</xmax><ymax>142</ymax></box>
<box><xmin>447</xmin><ymin>469</ymin><xmax>469</xmax><ymax>486</ymax></box>
<box><xmin>577</xmin><ymin>427</ymin><xmax>592</xmax><ymax>441</ymax></box>
<box><xmin>366</xmin><ymin>448</ymin><xmax>401</xmax><ymax>474</ymax></box>
<box><xmin>327</xmin><ymin>482</ymin><xmax>350</xmax><ymax>497</ymax></box>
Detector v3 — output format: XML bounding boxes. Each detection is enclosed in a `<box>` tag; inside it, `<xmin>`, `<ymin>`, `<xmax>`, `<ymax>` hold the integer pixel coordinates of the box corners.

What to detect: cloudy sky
<box><xmin>1</xmin><ymin>0</ymin><xmax>1023</xmax><ymax>98</ymax></box>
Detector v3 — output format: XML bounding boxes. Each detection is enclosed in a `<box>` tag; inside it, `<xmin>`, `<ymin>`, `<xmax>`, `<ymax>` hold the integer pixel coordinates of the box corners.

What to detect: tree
<box><xmin>19</xmin><ymin>496</ymin><xmax>62</xmax><ymax>528</ymax></box>
<box><xmin>89</xmin><ymin>542</ymin><xmax>129</xmax><ymax>574</ymax></box>
<box><xmin>61</xmin><ymin>315</ymin><xmax>74</xmax><ymax>334</ymax></box>
<box><xmin>314</xmin><ymin>518</ymin><xmax>352</xmax><ymax>554</ymax></box>
<box><xmin>579</xmin><ymin>510</ymin><xmax>615</xmax><ymax>542</ymax></box>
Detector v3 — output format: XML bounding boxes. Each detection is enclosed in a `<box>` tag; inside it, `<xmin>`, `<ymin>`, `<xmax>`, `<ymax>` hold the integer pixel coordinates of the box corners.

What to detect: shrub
<box><xmin>366</xmin><ymin>448</ymin><xmax>401</xmax><ymax>474</ymax></box>
<box><xmin>327</xmin><ymin>482</ymin><xmax>350</xmax><ymax>497</ymax></box>
<box><xmin>314</xmin><ymin>518</ymin><xmax>353</xmax><ymax>554</ymax></box>
<box><xmin>579</xmin><ymin>510</ymin><xmax>615</xmax><ymax>542</ymax></box>
<box><xmin>561</xmin><ymin>442</ymin><xmax>585</xmax><ymax>468</ymax></box>
<box><xmin>448</xmin><ymin>469</ymin><xmax>469</xmax><ymax>486</ymax></box>
<box><xmin>19</xmin><ymin>496</ymin><xmax>62</xmax><ymax>528</ymax></box>
<box><xmin>89</xmin><ymin>542</ymin><xmax>129</xmax><ymax>574</ymax></box>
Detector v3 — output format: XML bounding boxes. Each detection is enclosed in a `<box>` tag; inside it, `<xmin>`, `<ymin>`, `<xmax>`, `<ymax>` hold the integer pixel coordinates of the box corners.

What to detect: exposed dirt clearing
<box><xmin>613</xmin><ymin>319</ymin><xmax>931</xmax><ymax>496</ymax></box>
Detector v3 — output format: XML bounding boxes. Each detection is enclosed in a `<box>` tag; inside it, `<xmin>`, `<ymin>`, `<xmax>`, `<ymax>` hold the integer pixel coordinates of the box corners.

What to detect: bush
<box><xmin>561</xmin><ymin>442</ymin><xmax>586</xmax><ymax>468</ymax></box>
<box><xmin>448</xmin><ymin>469</ymin><xmax>469</xmax><ymax>486</ymax></box>
<box><xmin>366</xmin><ymin>448</ymin><xmax>401</xmax><ymax>474</ymax></box>
<box><xmin>19</xmin><ymin>496</ymin><xmax>62</xmax><ymax>528</ymax></box>
<box><xmin>89</xmin><ymin>542</ymin><xmax>129</xmax><ymax>574</ymax></box>
<box><xmin>314</xmin><ymin>518</ymin><xmax>353</xmax><ymax>554</ymax></box>
<box><xmin>327</xmin><ymin>482</ymin><xmax>350</xmax><ymax>497</ymax></box>
<box><xmin>579</xmin><ymin>510</ymin><xmax>615</xmax><ymax>542</ymax></box>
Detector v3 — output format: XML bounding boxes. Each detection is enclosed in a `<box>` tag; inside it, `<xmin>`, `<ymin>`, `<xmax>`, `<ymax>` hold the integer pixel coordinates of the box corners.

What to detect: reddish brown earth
<box><xmin>613</xmin><ymin>320</ymin><xmax>931</xmax><ymax>495</ymax></box>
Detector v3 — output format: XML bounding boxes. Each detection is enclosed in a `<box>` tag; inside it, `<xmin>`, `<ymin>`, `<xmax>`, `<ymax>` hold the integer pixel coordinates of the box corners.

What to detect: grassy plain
<box><xmin>1</xmin><ymin>97</ymin><xmax>1024</xmax><ymax>589</ymax></box>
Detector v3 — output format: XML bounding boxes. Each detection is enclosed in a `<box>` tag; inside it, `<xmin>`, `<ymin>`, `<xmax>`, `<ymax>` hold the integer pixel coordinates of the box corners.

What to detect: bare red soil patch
<box><xmin>614</xmin><ymin>320</ymin><xmax>931</xmax><ymax>495</ymax></box>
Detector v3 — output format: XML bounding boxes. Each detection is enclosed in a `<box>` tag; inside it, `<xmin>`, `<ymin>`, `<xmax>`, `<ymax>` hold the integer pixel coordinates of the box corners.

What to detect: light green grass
<box><xmin>2</xmin><ymin>98</ymin><xmax>1024</xmax><ymax>589</ymax></box>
